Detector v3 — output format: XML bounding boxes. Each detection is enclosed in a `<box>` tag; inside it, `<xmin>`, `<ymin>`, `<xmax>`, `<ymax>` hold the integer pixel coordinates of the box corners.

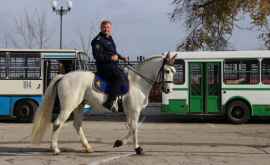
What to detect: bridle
<box><xmin>156</xmin><ymin>58</ymin><xmax>174</xmax><ymax>84</ymax></box>
<box><xmin>126</xmin><ymin>57</ymin><xmax>174</xmax><ymax>87</ymax></box>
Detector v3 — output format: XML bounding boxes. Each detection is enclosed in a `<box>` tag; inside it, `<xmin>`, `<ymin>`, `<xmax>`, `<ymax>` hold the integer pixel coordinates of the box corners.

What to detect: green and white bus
<box><xmin>161</xmin><ymin>50</ymin><xmax>270</xmax><ymax>123</ymax></box>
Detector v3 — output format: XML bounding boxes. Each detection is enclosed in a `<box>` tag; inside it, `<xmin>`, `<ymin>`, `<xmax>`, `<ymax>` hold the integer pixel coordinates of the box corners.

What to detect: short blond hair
<box><xmin>100</xmin><ymin>20</ymin><xmax>112</xmax><ymax>28</ymax></box>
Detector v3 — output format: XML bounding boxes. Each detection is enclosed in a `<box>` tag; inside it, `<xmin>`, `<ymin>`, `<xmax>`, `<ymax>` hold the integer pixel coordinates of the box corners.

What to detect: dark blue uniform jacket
<box><xmin>91</xmin><ymin>32</ymin><xmax>128</xmax><ymax>96</ymax></box>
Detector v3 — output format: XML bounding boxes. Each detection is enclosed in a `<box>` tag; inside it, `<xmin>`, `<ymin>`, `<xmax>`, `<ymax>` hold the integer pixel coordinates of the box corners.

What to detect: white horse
<box><xmin>32</xmin><ymin>52</ymin><xmax>177</xmax><ymax>155</ymax></box>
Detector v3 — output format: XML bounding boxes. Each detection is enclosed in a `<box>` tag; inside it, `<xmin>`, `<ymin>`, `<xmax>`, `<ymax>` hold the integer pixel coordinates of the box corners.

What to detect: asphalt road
<box><xmin>1</xmin><ymin>110</ymin><xmax>270</xmax><ymax>165</ymax></box>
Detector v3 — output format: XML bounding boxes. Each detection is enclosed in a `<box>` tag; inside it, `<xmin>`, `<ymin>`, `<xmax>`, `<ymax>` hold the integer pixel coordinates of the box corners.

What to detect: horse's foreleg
<box><xmin>114</xmin><ymin>109</ymin><xmax>143</xmax><ymax>154</ymax></box>
<box><xmin>51</xmin><ymin>109</ymin><xmax>73</xmax><ymax>155</ymax></box>
<box><xmin>73</xmin><ymin>109</ymin><xmax>93</xmax><ymax>153</ymax></box>
<box><xmin>113</xmin><ymin>104</ymin><xmax>132</xmax><ymax>148</ymax></box>
<box><xmin>113</xmin><ymin>121</ymin><xmax>132</xmax><ymax>148</ymax></box>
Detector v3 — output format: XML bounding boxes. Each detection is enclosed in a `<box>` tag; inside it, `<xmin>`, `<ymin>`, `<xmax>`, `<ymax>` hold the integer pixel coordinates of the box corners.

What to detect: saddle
<box><xmin>93</xmin><ymin>74</ymin><xmax>129</xmax><ymax>95</ymax></box>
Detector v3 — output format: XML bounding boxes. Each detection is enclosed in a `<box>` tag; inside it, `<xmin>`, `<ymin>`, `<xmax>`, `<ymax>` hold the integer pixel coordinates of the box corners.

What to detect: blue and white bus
<box><xmin>0</xmin><ymin>49</ymin><xmax>88</xmax><ymax>122</ymax></box>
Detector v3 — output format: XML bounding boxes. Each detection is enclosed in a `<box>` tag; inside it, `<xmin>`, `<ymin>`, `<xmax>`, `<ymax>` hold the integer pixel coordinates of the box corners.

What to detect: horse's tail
<box><xmin>31</xmin><ymin>74</ymin><xmax>64</xmax><ymax>144</ymax></box>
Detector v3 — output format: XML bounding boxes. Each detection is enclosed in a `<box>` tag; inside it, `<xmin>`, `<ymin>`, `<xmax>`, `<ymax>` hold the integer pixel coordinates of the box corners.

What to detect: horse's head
<box><xmin>132</xmin><ymin>52</ymin><xmax>177</xmax><ymax>94</ymax></box>
<box><xmin>159</xmin><ymin>52</ymin><xmax>177</xmax><ymax>94</ymax></box>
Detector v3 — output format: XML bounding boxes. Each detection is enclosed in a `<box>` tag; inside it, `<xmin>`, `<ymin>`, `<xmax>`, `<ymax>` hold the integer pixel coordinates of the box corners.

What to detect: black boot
<box><xmin>103</xmin><ymin>95</ymin><xmax>116</xmax><ymax>110</ymax></box>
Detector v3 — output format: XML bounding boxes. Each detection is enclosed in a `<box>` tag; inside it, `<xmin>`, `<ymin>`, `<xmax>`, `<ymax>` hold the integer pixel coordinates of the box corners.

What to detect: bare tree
<box><xmin>75</xmin><ymin>21</ymin><xmax>98</xmax><ymax>60</ymax></box>
<box><xmin>35</xmin><ymin>10</ymin><xmax>52</xmax><ymax>49</ymax></box>
<box><xmin>1</xmin><ymin>33</ymin><xmax>9</xmax><ymax>48</ymax></box>
<box><xmin>8</xmin><ymin>9</ymin><xmax>53</xmax><ymax>49</ymax></box>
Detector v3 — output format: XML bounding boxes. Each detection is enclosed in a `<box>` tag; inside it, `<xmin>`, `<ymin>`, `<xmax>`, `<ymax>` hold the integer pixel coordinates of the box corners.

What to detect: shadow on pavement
<box><xmin>83</xmin><ymin>112</ymin><xmax>270</xmax><ymax>124</ymax></box>
<box><xmin>2</xmin><ymin>105</ymin><xmax>270</xmax><ymax>124</ymax></box>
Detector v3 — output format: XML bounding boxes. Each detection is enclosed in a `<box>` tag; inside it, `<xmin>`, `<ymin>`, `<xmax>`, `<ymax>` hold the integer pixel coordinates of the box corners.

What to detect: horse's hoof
<box><xmin>85</xmin><ymin>147</ymin><xmax>94</xmax><ymax>153</ymax></box>
<box><xmin>113</xmin><ymin>140</ymin><xmax>123</xmax><ymax>148</ymax></box>
<box><xmin>53</xmin><ymin>150</ymin><xmax>61</xmax><ymax>155</ymax></box>
<box><xmin>135</xmin><ymin>147</ymin><xmax>144</xmax><ymax>155</ymax></box>
<box><xmin>51</xmin><ymin>147</ymin><xmax>61</xmax><ymax>155</ymax></box>
<box><xmin>111</xmin><ymin>107</ymin><xmax>118</xmax><ymax>113</ymax></box>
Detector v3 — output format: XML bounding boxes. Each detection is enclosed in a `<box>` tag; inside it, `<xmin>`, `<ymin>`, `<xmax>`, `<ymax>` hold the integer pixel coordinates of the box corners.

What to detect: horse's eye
<box><xmin>165</xmin><ymin>70</ymin><xmax>170</xmax><ymax>74</ymax></box>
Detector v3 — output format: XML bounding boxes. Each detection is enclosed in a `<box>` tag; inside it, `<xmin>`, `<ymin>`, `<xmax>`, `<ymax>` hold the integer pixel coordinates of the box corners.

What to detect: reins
<box><xmin>125</xmin><ymin>59</ymin><xmax>167</xmax><ymax>85</ymax></box>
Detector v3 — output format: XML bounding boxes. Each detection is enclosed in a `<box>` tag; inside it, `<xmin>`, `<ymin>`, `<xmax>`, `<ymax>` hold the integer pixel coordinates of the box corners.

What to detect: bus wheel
<box><xmin>226</xmin><ymin>101</ymin><xmax>250</xmax><ymax>124</ymax></box>
<box><xmin>14</xmin><ymin>100</ymin><xmax>38</xmax><ymax>123</ymax></box>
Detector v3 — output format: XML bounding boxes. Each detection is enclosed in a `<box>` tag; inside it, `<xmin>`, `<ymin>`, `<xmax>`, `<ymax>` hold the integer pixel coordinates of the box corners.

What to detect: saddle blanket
<box><xmin>93</xmin><ymin>75</ymin><xmax>129</xmax><ymax>95</ymax></box>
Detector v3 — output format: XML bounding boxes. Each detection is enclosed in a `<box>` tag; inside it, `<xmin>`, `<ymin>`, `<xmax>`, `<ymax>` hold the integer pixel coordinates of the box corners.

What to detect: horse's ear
<box><xmin>165</xmin><ymin>52</ymin><xmax>170</xmax><ymax>59</ymax></box>
<box><xmin>172</xmin><ymin>53</ymin><xmax>177</xmax><ymax>59</ymax></box>
<box><xmin>168</xmin><ymin>53</ymin><xmax>177</xmax><ymax>65</ymax></box>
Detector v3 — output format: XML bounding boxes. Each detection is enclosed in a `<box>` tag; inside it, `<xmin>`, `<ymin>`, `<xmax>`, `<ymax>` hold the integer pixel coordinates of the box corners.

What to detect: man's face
<box><xmin>101</xmin><ymin>23</ymin><xmax>112</xmax><ymax>37</ymax></box>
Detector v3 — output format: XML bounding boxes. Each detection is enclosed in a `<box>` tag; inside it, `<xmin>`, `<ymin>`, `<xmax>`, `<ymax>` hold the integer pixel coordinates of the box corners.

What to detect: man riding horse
<box><xmin>91</xmin><ymin>20</ymin><xmax>129</xmax><ymax>110</ymax></box>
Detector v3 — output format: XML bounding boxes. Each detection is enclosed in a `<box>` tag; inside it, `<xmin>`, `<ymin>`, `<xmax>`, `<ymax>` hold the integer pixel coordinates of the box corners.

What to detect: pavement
<box><xmin>0</xmin><ymin>104</ymin><xmax>270</xmax><ymax>164</ymax></box>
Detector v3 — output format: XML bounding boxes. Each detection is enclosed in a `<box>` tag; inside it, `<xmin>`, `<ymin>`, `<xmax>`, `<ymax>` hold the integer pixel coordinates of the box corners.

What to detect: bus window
<box><xmin>0</xmin><ymin>53</ymin><xmax>7</xmax><ymax>79</ymax></box>
<box><xmin>224</xmin><ymin>59</ymin><xmax>259</xmax><ymax>84</ymax></box>
<box><xmin>60</xmin><ymin>60</ymin><xmax>74</xmax><ymax>73</ymax></box>
<box><xmin>190</xmin><ymin>64</ymin><xmax>202</xmax><ymax>95</ymax></box>
<box><xmin>262</xmin><ymin>59</ymin><xmax>270</xmax><ymax>84</ymax></box>
<box><xmin>9</xmin><ymin>53</ymin><xmax>41</xmax><ymax>80</ymax></box>
<box><xmin>47</xmin><ymin>60</ymin><xmax>61</xmax><ymax>80</ymax></box>
<box><xmin>76</xmin><ymin>52</ymin><xmax>89</xmax><ymax>70</ymax></box>
<box><xmin>208</xmin><ymin>63</ymin><xmax>220</xmax><ymax>86</ymax></box>
<box><xmin>174</xmin><ymin>59</ymin><xmax>185</xmax><ymax>84</ymax></box>
<box><xmin>43</xmin><ymin>59</ymin><xmax>75</xmax><ymax>90</ymax></box>
<box><xmin>27</xmin><ymin>55</ymin><xmax>41</xmax><ymax>79</ymax></box>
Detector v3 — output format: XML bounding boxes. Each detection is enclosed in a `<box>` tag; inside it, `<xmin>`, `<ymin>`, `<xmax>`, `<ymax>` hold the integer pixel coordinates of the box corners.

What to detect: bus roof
<box><xmin>0</xmin><ymin>48</ymin><xmax>84</xmax><ymax>53</ymax></box>
<box><xmin>170</xmin><ymin>50</ymin><xmax>270</xmax><ymax>60</ymax></box>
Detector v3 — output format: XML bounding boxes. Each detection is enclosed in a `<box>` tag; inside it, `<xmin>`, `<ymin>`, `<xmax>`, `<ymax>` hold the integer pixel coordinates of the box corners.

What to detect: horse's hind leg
<box><xmin>131</xmin><ymin>111</ymin><xmax>143</xmax><ymax>155</ymax></box>
<box><xmin>73</xmin><ymin>109</ymin><xmax>93</xmax><ymax>153</ymax></box>
<box><xmin>51</xmin><ymin>109</ymin><xmax>73</xmax><ymax>154</ymax></box>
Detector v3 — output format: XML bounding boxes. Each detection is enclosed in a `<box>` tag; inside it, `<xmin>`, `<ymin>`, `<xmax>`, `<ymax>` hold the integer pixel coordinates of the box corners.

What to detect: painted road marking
<box><xmin>88</xmin><ymin>153</ymin><xmax>133</xmax><ymax>165</ymax></box>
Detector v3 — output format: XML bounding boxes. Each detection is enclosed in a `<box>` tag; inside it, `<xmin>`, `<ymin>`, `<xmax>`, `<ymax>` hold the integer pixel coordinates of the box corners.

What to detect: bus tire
<box><xmin>226</xmin><ymin>100</ymin><xmax>250</xmax><ymax>124</ymax></box>
<box><xmin>14</xmin><ymin>100</ymin><xmax>38</xmax><ymax>123</ymax></box>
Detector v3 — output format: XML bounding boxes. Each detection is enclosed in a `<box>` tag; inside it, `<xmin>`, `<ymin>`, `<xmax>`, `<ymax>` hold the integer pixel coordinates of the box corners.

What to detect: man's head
<box><xmin>100</xmin><ymin>20</ymin><xmax>112</xmax><ymax>37</ymax></box>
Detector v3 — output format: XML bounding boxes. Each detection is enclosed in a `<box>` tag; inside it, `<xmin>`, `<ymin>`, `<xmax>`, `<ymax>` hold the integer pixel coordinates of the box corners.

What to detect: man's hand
<box><xmin>112</xmin><ymin>55</ymin><xmax>119</xmax><ymax>61</ymax></box>
<box><xmin>123</xmin><ymin>57</ymin><xmax>128</xmax><ymax>62</ymax></box>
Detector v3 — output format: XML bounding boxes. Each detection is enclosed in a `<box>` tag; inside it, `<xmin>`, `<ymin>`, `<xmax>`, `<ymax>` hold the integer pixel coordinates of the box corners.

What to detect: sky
<box><xmin>0</xmin><ymin>0</ymin><xmax>266</xmax><ymax>59</ymax></box>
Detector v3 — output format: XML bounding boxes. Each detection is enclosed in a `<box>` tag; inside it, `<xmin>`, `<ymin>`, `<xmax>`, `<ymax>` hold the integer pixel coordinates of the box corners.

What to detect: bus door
<box><xmin>43</xmin><ymin>60</ymin><xmax>57</xmax><ymax>92</ymax></box>
<box><xmin>43</xmin><ymin>59</ymin><xmax>75</xmax><ymax>92</ymax></box>
<box><xmin>189</xmin><ymin>62</ymin><xmax>221</xmax><ymax>113</ymax></box>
